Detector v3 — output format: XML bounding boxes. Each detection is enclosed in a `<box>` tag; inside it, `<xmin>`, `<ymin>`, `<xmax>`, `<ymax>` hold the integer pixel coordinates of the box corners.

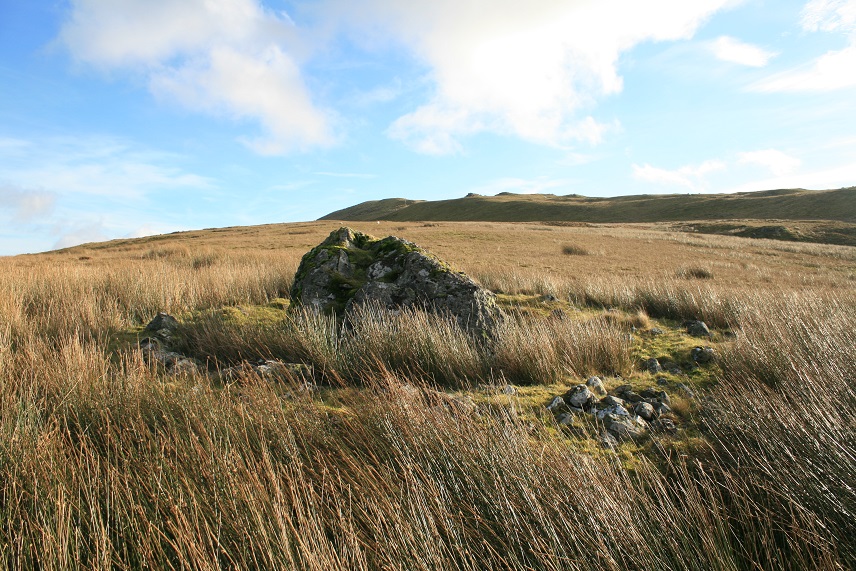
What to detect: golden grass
<box><xmin>0</xmin><ymin>220</ymin><xmax>853</xmax><ymax>569</ymax></box>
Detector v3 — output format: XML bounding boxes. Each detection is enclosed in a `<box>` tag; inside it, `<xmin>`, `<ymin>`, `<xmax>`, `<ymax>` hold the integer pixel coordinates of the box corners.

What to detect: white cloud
<box><xmin>754</xmin><ymin>0</ymin><xmax>856</xmax><ymax>91</ymax></box>
<box><xmin>332</xmin><ymin>0</ymin><xmax>735</xmax><ymax>153</ymax></box>
<box><xmin>724</xmin><ymin>161</ymin><xmax>856</xmax><ymax>193</ymax></box>
<box><xmin>738</xmin><ymin>149</ymin><xmax>802</xmax><ymax>175</ymax></box>
<box><xmin>710</xmin><ymin>36</ymin><xmax>776</xmax><ymax>66</ymax></box>
<box><xmin>59</xmin><ymin>0</ymin><xmax>336</xmax><ymax>153</ymax></box>
<box><xmin>801</xmin><ymin>0</ymin><xmax>856</xmax><ymax>32</ymax></box>
<box><xmin>0</xmin><ymin>184</ymin><xmax>57</xmax><ymax>220</ymax></box>
<box><xmin>632</xmin><ymin>160</ymin><xmax>726</xmax><ymax>191</ymax></box>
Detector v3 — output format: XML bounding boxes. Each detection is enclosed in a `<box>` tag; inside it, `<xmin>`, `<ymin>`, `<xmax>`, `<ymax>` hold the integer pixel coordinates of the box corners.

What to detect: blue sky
<box><xmin>1</xmin><ymin>0</ymin><xmax>855</xmax><ymax>255</ymax></box>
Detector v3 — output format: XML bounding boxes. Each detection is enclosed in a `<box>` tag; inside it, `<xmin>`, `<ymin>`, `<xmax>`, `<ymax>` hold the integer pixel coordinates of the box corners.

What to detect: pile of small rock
<box><xmin>547</xmin><ymin>377</ymin><xmax>678</xmax><ymax>448</ymax></box>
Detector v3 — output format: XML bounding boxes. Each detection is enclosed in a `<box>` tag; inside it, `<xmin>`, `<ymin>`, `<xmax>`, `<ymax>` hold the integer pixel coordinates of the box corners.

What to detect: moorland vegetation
<box><xmin>0</xmin><ymin>220</ymin><xmax>853</xmax><ymax>569</ymax></box>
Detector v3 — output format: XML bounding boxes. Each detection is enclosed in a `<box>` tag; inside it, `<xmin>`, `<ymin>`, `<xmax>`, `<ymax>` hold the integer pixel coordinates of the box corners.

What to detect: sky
<box><xmin>1</xmin><ymin>0</ymin><xmax>855</xmax><ymax>255</ymax></box>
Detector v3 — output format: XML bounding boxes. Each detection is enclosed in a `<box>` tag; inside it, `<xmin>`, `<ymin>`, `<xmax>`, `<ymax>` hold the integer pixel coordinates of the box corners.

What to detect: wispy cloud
<box><xmin>710</xmin><ymin>36</ymin><xmax>777</xmax><ymax>67</ymax></box>
<box><xmin>314</xmin><ymin>171</ymin><xmax>377</xmax><ymax>179</ymax></box>
<box><xmin>0</xmin><ymin>135</ymin><xmax>211</xmax><ymax>254</ymax></box>
<box><xmin>632</xmin><ymin>160</ymin><xmax>726</xmax><ymax>191</ymax></box>
<box><xmin>737</xmin><ymin>149</ymin><xmax>801</xmax><ymax>175</ymax></box>
<box><xmin>753</xmin><ymin>0</ymin><xmax>856</xmax><ymax>91</ymax></box>
<box><xmin>0</xmin><ymin>184</ymin><xmax>57</xmax><ymax>221</ymax></box>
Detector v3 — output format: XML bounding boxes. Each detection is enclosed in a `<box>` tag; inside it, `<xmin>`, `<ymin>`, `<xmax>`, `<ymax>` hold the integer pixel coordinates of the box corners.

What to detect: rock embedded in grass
<box><xmin>290</xmin><ymin>227</ymin><xmax>502</xmax><ymax>336</ymax></box>
<box><xmin>691</xmin><ymin>346</ymin><xmax>716</xmax><ymax>364</ymax></box>
<box><xmin>686</xmin><ymin>320</ymin><xmax>711</xmax><ymax>338</ymax></box>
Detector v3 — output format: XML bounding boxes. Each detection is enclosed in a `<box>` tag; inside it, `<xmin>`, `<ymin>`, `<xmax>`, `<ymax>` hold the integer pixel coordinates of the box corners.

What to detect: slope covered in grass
<box><xmin>322</xmin><ymin>186</ymin><xmax>856</xmax><ymax>224</ymax></box>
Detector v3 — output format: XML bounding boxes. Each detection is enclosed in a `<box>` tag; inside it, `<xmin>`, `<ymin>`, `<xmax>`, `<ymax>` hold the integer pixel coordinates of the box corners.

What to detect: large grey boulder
<box><xmin>290</xmin><ymin>227</ymin><xmax>502</xmax><ymax>336</ymax></box>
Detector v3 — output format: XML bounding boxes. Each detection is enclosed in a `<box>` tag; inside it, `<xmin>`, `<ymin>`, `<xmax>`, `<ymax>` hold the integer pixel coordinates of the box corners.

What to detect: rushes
<box><xmin>178</xmin><ymin>304</ymin><xmax>632</xmax><ymax>387</ymax></box>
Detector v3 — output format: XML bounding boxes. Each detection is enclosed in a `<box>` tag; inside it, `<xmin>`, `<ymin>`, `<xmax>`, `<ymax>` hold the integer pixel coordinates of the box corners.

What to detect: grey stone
<box><xmin>650</xmin><ymin>327</ymin><xmax>664</xmax><ymax>336</ymax></box>
<box><xmin>145</xmin><ymin>312</ymin><xmax>179</xmax><ymax>334</ymax></box>
<box><xmin>291</xmin><ymin>228</ymin><xmax>502</xmax><ymax>336</ymax></box>
<box><xmin>502</xmin><ymin>384</ymin><xmax>517</xmax><ymax>395</ymax></box>
<box><xmin>585</xmin><ymin>376</ymin><xmax>607</xmax><ymax>396</ymax></box>
<box><xmin>547</xmin><ymin>396</ymin><xmax>570</xmax><ymax>414</ymax></box>
<box><xmin>653</xmin><ymin>402</ymin><xmax>672</xmax><ymax>416</ymax></box>
<box><xmin>646</xmin><ymin>358</ymin><xmax>663</xmax><ymax>374</ymax></box>
<box><xmin>691</xmin><ymin>346</ymin><xmax>716</xmax><ymax>364</ymax></box>
<box><xmin>599</xmin><ymin>395</ymin><xmax>626</xmax><ymax>408</ymax></box>
<box><xmin>564</xmin><ymin>385</ymin><xmax>595</xmax><ymax>410</ymax></box>
<box><xmin>634</xmin><ymin>401</ymin><xmax>656</xmax><ymax>421</ymax></box>
<box><xmin>602</xmin><ymin>412</ymin><xmax>647</xmax><ymax>440</ymax></box>
<box><xmin>596</xmin><ymin>404</ymin><xmax>629</xmax><ymax>420</ymax></box>
<box><xmin>640</xmin><ymin>388</ymin><xmax>671</xmax><ymax>405</ymax></box>
<box><xmin>686</xmin><ymin>320</ymin><xmax>711</xmax><ymax>338</ymax></box>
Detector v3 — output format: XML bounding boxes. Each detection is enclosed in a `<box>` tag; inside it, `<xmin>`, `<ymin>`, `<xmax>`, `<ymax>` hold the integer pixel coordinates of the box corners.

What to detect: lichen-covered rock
<box><xmin>290</xmin><ymin>227</ymin><xmax>502</xmax><ymax>336</ymax></box>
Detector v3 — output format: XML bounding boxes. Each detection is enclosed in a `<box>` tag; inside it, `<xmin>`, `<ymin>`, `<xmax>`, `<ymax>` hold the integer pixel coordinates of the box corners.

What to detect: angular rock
<box><xmin>599</xmin><ymin>395</ymin><xmax>626</xmax><ymax>408</ymax></box>
<box><xmin>586</xmin><ymin>376</ymin><xmax>607</xmax><ymax>396</ymax></box>
<box><xmin>640</xmin><ymin>387</ymin><xmax>671</xmax><ymax>405</ymax></box>
<box><xmin>602</xmin><ymin>412</ymin><xmax>647</xmax><ymax>440</ymax></box>
<box><xmin>547</xmin><ymin>396</ymin><xmax>570</xmax><ymax>415</ymax></box>
<box><xmin>686</xmin><ymin>320</ymin><xmax>711</xmax><ymax>338</ymax></box>
<box><xmin>645</xmin><ymin>358</ymin><xmax>663</xmax><ymax>374</ymax></box>
<box><xmin>563</xmin><ymin>385</ymin><xmax>595</xmax><ymax>411</ymax></box>
<box><xmin>596</xmin><ymin>404</ymin><xmax>629</xmax><ymax>420</ymax></box>
<box><xmin>634</xmin><ymin>401</ymin><xmax>656</xmax><ymax>421</ymax></box>
<box><xmin>290</xmin><ymin>227</ymin><xmax>502</xmax><ymax>336</ymax></box>
<box><xmin>691</xmin><ymin>346</ymin><xmax>716</xmax><ymax>364</ymax></box>
<box><xmin>145</xmin><ymin>312</ymin><xmax>179</xmax><ymax>333</ymax></box>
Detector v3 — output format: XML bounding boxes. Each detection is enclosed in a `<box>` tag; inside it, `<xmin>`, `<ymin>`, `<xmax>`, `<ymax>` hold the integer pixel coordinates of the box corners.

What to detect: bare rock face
<box><xmin>290</xmin><ymin>227</ymin><xmax>502</xmax><ymax>336</ymax></box>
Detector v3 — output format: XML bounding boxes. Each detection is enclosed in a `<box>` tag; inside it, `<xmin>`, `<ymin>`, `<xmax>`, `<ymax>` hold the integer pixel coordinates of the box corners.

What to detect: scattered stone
<box><xmin>652</xmin><ymin>402</ymin><xmax>672</xmax><ymax>416</ymax></box>
<box><xmin>650</xmin><ymin>327</ymin><xmax>664</xmax><ymax>336</ymax></box>
<box><xmin>640</xmin><ymin>388</ymin><xmax>671</xmax><ymax>405</ymax></box>
<box><xmin>599</xmin><ymin>395</ymin><xmax>626</xmax><ymax>408</ymax></box>
<box><xmin>602</xmin><ymin>412</ymin><xmax>647</xmax><ymax>440</ymax></box>
<box><xmin>542</xmin><ymin>294</ymin><xmax>558</xmax><ymax>302</ymax></box>
<box><xmin>564</xmin><ymin>385</ymin><xmax>595</xmax><ymax>410</ymax></box>
<box><xmin>646</xmin><ymin>358</ymin><xmax>663</xmax><ymax>374</ymax></box>
<box><xmin>596</xmin><ymin>404</ymin><xmax>629</xmax><ymax>420</ymax></box>
<box><xmin>555</xmin><ymin>412</ymin><xmax>575</xmax><ymax>426</ymax></box>
<box><xmin>634</xmin><ymin>401</ymin><xmax>656</xmax><ymax>421</ymax></box>
<box><xmin>547</xmin><ymin>396</ymin><xmax>570</xmax><ymax>414</ymax></box>
<box><xmin>656</xmin><ymin>376</ymin><xmax>669</xmax><ymax>386</ymax></box>
<box><xmin>686</xmin><ymin>320</ymin><xmax>711</xmax><ymax>338</ymax></box>
<box><xmin>585</xmin><ymin>376</ymin><xmax>607</xmax><ymax>396</ymax></box>
<box><xmin>145</xmin><ymin>312</ymin><xmax>179</xmax><ymax>334</ymax></box>
<box><xmin>691</xmin><ymin>346</ymin><xmax>716</xmax><ymax>364</ymax></box>
<box><xmin>669</xmin><ymin>367</ymin><xmax>684</xmax><ymax>375</ymax></box>
<box><xmin>550</xmin><ymin>309</ymin><xmax>566</xmax><ymax>320</ymax></box>
<box><xmin>502</xmin><ymin>384</ymin><xmax>517</xmax><ymax>395</ymax></box>
<box><xmin>613</xmin><ymin>384</ymin><xmax>633</xmax><ymax>397</ymax></box>
<box><xmin>290</xmin><ymin>227</ymin><xmax>502</xmax><ymax>336</ymax></box>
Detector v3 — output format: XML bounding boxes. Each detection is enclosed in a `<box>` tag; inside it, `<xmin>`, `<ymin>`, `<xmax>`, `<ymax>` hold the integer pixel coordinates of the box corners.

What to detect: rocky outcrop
<box><xmin>290</xmin><ymin>227</ymin><xmax>502</xmax><ymax>336</ymax></box>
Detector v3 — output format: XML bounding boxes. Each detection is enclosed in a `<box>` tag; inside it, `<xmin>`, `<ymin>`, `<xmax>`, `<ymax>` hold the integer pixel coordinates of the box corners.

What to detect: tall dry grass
<box><xmin>1</xmin><ymin>224</ymin><xmax>853</xmax><ymax>569</ymax></box>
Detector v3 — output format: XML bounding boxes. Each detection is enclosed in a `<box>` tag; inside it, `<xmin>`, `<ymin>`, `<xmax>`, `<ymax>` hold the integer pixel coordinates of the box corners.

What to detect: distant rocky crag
<box><xmin>290</xmin><ymin>227</ymin><xmax>502</xmax><ymax>337</ymax></box>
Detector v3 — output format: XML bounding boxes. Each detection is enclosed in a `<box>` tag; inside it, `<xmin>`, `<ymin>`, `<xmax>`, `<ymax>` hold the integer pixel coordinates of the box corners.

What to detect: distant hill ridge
<box><xmin>320</xmin><ymin>187</ymin><xmax>856</xmax><ymax>224</ymax></box>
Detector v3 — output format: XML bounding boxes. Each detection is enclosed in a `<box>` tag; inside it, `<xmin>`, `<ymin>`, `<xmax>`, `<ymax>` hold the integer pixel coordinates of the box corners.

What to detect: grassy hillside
<box><xmin>1</xmin><ymin>220</ymin><xmax>854</xmax><ymax>569</ymax></box>
<box><xmin>322</xmin><ymin>186</ymin><xmax>856</xmax><ymax>224</ymax></box>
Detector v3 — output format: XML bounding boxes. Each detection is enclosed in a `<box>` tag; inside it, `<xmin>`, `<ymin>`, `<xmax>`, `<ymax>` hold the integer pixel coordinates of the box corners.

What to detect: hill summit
<box><xmin>320</xmin><ymin>187</ymin><xmax>856</xmax><ymax>224</ymax></box>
